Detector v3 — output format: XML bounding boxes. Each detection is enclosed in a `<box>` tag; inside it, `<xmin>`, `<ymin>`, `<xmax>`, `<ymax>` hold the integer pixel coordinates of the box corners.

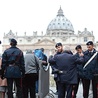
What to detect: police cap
<box><xmin>55</xmin><ymin>42</ymin><xmax>62</xmax><ymax>48</ymax></box>
<box><xmin>75</xmin><ymin>45</ymin><xmax>82</xmax><ymax>50</ymax></box>
<box><xmin>10</xmin><ymin>38</ymin><xmax>17</xmax><ymax>45</ymax></box>
<box><xmin>86</xmin><ymin>41</ymin><xmax>93</xmax><ymax>46</ymax></box>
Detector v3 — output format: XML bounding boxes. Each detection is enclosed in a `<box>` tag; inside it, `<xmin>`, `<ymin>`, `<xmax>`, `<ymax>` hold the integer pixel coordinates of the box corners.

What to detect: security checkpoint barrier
<box><xmin>38</xmin><ymin>61</ymin><xmax>50</xmax><ymax>98</ymax></box>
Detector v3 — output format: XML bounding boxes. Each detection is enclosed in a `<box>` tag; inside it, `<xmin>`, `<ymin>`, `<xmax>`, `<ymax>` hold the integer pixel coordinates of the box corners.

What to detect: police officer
<box><xmin>55</xmin><ymin>42</ymin><xmax>63</xmax><ymax>54</ymax></box>
<box><xmin>50</xmin><ymin>42</ymin><xmax>63</xmax><ymax>94</ymax></box>
<box><xmin>49</xmin><ymin>46</ymin><xmax>84</xmax><ymax>98</ymax></box>
<box><xmin>83</xmin><ymin>41</ymin><xmax>98</xmax><ymax>98</ymax></box>
<box><xmin>1</xmin><ymin>38</ymin><xmax>25</xmax><ymax>98</ymax></box>
<box><xmin>73</xmin><ymin>45</ymin><xmax>84</xmax><ymax>98</ymax></box>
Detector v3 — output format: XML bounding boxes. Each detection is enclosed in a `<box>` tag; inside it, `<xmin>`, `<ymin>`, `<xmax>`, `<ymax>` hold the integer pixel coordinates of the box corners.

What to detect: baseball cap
<box><xmin>75</xmin><ymin>45</ymin><xmax>82</xmax><ymax>50</ymax></box>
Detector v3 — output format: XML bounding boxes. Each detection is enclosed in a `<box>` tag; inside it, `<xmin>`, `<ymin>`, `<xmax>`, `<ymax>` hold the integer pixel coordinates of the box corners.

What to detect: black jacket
<box><xmin>49</xmin><ymin>52</ymin><xmax>84</xmax><ymax>84</ymax></box>
<box><xmin>83</xmin><ymin>49</ymin><xmax>98</xmax><ymax>79</ymax></box>
<box><xmin>2</xmin><ymin>46</ymin><xmax>25</xmax><ymax>78</ymax></box>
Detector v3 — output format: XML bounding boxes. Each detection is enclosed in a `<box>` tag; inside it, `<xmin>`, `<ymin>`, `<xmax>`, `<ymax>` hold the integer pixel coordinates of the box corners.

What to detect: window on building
<box><xmin>52</xmin><ymin>33</ymin><xmax>55</xmax><ymax>35</ymax></box>
<box><xmin>38</xmin><ymin>39</ymin><xmax>40</xmax><ymax>42</ymax></box>
<box><xmin>52</xmin><ymin>39</ymin><xmax>55</xmax><ymax>41</ymax></box>
<box><xmin>57</xmin><ymin>32</ymin><xmax>59</xmax><ymax>36</ymax></box>
<box><xmin>20</xmin><ymin>40</ymin><xmax>22</xmax><ymax>42</ymax></box>
<box><xmin>9</xmin><ymin>38</ymin><xmax>12</xmax><ymax>42</ymax></box>
<box><xmin>84</xmin><ymin>37</ymin><xmax>88</xmax><ymax>42</ymax></box>
<box><xmin>72</xmin><ymin>39</ymin><xmax>75</xmax><ymax>41</ymax></box>
<box><xmin>28</xmin><ymin>40</ymin><xmax>31</xmax><ymax>42</ymax></box>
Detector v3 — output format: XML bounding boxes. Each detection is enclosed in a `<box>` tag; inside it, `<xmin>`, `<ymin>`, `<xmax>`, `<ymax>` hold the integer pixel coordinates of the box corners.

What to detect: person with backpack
<box><xmin>1</xmin><ymin>38</ymin><xmax>25</xmax><ymax>98</ymax></box>
<box><xmin>22</xmin><ymin>50</ymin><xmax>39</xmax><ymax>98</ymax></box>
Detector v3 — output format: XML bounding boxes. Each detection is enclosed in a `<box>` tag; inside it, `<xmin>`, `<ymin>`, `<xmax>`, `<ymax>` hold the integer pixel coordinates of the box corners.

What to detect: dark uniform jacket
<box><xmin>83</xmin><ymin>49</ymin><xmax>98</xmax><ymax>79</ymax></box>
<box><xmin>49</xmin><ymin>52</ymin><xmax>61</xmax><ymax>79</ymax></box>
<box><xmin>49</xmin><ymin>52</ymin><xmax>84</xmax><ymax>84</ymax></box>
<box><xmin>75</xmin><ymin>52</ymin><xmax>84</xmax><ymax>78</ymax></box>
<box><xmin>1</xmin><ymin>46</ymin><xmax>25</xmax><ymax>78</ymax></box>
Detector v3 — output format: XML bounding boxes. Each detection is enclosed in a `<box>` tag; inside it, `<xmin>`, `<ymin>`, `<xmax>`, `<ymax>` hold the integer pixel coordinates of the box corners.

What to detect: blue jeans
<box><xmin>35</xmin><ymin>80</ymin><xmax>39</xmax><ymax>93</ymax></box>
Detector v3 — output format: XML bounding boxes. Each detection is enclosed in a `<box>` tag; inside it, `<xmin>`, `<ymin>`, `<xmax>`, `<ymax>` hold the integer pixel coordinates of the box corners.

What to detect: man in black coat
<box><xmin>1</xmin><ymin>38</ymin><xmax>25</xmax><ymax>98</ymax></box>
<box><xmin>50</xmin><ymin>42</ymin><xmax>63</xmax><ymax>94</ymax></box>
<box><xmin>49</xmin><ymin>46</ymin><xmax>84</xmax><ymax>98</ymax></box>
<box><xmin>73</xmin><ymin>45</ymin><xmax>84</xmax><ymax>98</ymax></box>
<box><xmin>82</xmin><ymin>41</ymin><xmax>98</xmax><ymax>98</ymax></box>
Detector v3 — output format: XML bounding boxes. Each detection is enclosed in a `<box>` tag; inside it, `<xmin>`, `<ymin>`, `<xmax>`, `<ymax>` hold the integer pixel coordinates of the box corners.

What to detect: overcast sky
<box><xmin>0</xmin><ymin>0</ymin><xmax>98</xmax><ymax>42</ymax></box>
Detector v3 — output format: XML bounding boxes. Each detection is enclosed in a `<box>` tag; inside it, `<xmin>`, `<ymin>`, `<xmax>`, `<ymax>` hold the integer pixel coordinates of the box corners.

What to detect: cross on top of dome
<box><xmin>57</xmin><ymin>6</ymin><xmax>64</xmax><ymax>16</ymax></box>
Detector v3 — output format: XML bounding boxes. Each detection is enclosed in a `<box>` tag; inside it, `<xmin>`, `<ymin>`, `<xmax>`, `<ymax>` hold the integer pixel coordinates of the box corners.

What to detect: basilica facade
<box><xmin>2</xmin><ymin>7</ymin><xmax>94</xmax><ymax>56</ymax></box>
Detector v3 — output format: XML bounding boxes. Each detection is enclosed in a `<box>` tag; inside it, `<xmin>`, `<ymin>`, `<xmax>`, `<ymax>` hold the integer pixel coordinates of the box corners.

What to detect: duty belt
<box><xmin>9</xmin><ymin>64</ymin><xmax>15</xmax><ymax>66</ymax></box>
<box><xmin>9</xmin><ymin>63</ymin><xmax>16</xmax><ymax>66</ymax></box>
<box><xmin>59</xmin><ymin>71</ymin><xmax>67</xmax><ymax>74</ymax></box>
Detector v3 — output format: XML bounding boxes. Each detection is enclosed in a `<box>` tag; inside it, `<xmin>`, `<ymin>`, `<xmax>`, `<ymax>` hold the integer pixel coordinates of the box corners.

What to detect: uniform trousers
<box><xmin>58</xmin><ymin>82</ymin><xmax>73</xmax><ymax>98</ymax></box>
<box><xmin>7</xmin><ymin>78</ymin><xmax>23</xmax><ymax>98</ymax></box>
<box><xmin>82</xmin><ymin>77</ymin><xmax>98</xmax><ymax>98</ymax></box>
<box><xmin>73</xmin><ymin>77</ymin><xmax>83</xmax><ymax>98</ymax></box>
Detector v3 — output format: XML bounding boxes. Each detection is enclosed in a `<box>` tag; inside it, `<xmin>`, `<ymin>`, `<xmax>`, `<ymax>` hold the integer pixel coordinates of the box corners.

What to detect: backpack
<box><xmin>34</xmin><ymin>49</ymin><xmax>44</xmax><ymax>60</ymax></box>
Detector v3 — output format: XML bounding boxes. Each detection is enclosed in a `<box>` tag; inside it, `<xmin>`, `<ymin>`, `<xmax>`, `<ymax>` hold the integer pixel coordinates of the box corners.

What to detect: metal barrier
<box><xmin>38</xmin><ymin>61</ymin><xmax>50</xmax><ymax>98</ymax></box>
